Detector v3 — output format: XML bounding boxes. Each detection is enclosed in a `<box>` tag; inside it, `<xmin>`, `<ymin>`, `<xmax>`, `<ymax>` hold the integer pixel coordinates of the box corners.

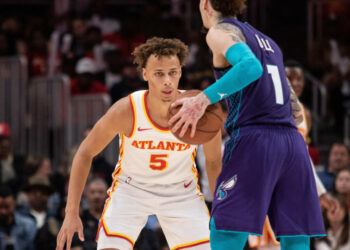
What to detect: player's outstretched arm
<box><xmin>56</xmin><ymin>96</ymin><xmax>133</xmax><ymax>250</ymax></box>
<box><xmin>202</xmin><ymin>130</ymin><xmax>222</xmax><ymax>196</ymax></box>
<box><xmin>169</xmin><ymin>23</ymin><xmax>262</xmax><ymax>137</ymax></box>
<box><xmin>286</xmin><ymin>78</ymin><xmax>304</xmax><ymax>125</ymax></box>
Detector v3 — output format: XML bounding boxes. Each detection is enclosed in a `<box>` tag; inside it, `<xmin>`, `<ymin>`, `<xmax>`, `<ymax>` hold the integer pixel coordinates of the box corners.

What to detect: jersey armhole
<box><xmin>126</xmin><ymin>94</ymin><xmax>137</xmax><ymax>138</ymax></box>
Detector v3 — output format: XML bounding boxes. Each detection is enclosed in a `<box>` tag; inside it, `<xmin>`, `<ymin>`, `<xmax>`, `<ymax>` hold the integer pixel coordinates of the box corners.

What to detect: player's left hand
<box><xmin>168</xmin><ymin>92</ymin><xmax>210</xmax><ymax>138</ymax></box>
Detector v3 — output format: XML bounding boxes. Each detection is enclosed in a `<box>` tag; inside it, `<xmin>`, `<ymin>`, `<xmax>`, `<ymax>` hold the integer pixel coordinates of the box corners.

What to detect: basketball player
<box><xmin>169</xmin><ymin>1</ymin><xmax>326</xmax><ymax>249</ymax></box>
<box><xmin>248</xmin><ymin>61</ymin><xmax>327</xmax><ymax>250</ymax></box>
<box><xmin>56</xmin><ymin>37</ymin><xmax>222</xmax><ymax>250</ymax></box>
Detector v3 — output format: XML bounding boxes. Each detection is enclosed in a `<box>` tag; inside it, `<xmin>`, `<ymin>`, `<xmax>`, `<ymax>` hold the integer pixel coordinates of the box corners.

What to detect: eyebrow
<box><xmin>154</xmin><ymin>68</ymin><xmax>179</xmax><ymax>71</ymax></box>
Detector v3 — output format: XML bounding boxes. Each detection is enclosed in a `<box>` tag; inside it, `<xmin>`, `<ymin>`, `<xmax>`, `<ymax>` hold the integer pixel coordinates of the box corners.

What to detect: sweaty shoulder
<box><xmin>206</xmin><ymin>22</ymin><xmax>246</xmax><ymax>55</ymax></box>
<box><xmin>107</xmin><ymin>95</ymin><xmax>134</xmax><ymax>136</ymax></box>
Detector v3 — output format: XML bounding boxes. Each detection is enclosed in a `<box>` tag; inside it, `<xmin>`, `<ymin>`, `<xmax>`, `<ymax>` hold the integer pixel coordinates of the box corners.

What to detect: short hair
<box><xmin>337</xmin><ymin>168</ymin><xmax>350</xmax><ymax>176</ymax></box>
<box><xmin>87</xmin><ymin>178</ymin><xmax>108</xmax><ymax>189</ymax></box>
<box><xmin>0</xmin><ymin>186</ymin><xmax>14</xmax><ymax>198</ymax></box>
<box><xmin>331</xmin><ymin>142</ymin><xmax>350</xmax><ymax>155</ymax></box>
<box><xmin>284</xmin><ymin>60</ymin><xmax>304</xmax><ymax>70</ymax></box>
<box><xmin>25</xmin><ymin>155</ymin><xmax>44</xmax><ymax>176</ymax></box>
<box><xmin>132</xmin><ymin>37</ymin><xmax>188</xmax><ymax>71</ymax></box>
<box><xmin>209</xmin><ymin>0</ymin><xmax>247</xmax><ymax>17</ymax></box>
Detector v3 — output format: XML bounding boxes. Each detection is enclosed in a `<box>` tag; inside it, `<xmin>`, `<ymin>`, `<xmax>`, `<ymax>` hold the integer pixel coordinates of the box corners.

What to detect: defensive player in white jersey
<box><xmin>56</xmin><ymin>37</ymin><xmax>222</xmax><ymax>250</ymax></box>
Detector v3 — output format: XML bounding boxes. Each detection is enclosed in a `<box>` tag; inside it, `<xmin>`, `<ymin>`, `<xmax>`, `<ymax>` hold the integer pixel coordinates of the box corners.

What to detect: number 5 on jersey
<box><xmin>149</xmin><ymin>154</ymin><xmax>169</xmax><ymax>171</ymax></box>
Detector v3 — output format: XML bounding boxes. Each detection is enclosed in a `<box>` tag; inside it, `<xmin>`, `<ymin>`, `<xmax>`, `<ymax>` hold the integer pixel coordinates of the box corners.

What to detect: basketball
<box><xmin>168</xmin><ymin>89</ymin><xmax>223</xmax><ymax>145</ymax></box>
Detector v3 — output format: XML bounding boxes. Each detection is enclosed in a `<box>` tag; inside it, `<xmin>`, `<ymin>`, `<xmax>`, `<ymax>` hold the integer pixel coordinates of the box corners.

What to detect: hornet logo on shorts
<box><xmin>216</xmin><ymin>175</ymin><xmax>237</xmax><ymax>201</ymax></box>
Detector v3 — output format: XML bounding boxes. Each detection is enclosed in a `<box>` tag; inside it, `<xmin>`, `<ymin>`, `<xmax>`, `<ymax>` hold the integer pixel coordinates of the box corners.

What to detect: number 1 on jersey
<box><xmin>267</xmin><ymin>64</ymin><xmax>284</xmax><ymax>105</ymax></box>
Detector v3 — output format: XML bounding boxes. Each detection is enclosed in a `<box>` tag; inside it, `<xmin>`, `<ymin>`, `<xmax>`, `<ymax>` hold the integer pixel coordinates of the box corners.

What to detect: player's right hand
<box><xmin>168</xmin><ymin>92</ymin><xmax>210</xmax><ymax>138</ymax></box>
<box><xmin>56</xmin><ymin>214</ymin><xmax>84</xmax><ymax>250</ymax></box>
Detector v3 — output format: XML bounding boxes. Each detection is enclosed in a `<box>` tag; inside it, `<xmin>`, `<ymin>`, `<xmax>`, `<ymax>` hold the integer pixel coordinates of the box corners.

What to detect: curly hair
<box><xmin>132</xmin><ymin>37</ymin><xmax>188</xmax><ymax>71</ymax></box>
<box><xmin>209</xmin><ymin>0</ymin><xmax>247</xmax><ymax>17</ymax></box>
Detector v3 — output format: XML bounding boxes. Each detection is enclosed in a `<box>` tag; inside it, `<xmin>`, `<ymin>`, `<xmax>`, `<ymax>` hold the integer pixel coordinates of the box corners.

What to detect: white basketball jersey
<box><xmin>115</xmin><ymin>90</ymin><xmax>198</xmax><ymax>185</ymax></box>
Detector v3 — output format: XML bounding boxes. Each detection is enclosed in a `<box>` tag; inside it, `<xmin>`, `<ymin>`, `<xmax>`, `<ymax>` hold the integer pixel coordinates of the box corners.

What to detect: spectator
<box><xmin>22</xmin><ymin>175</ymin><xmax>55</xmax><ymax>229</ymax></box>
<box><xmin>0</xmin><ymin>123</ymin><xmax>16</xmax><ymax>185</ymax></box>
<box><xmin>0</xmin><ymin>123</ymin><xmax>25</xmax><ymax>194</ymax></box>
<box><xmin>49</xmin><ymin>16</ymin><xmax>87</xmax><ymax>76</ymax></box>
<box><xmin>315</xmin><ymin>195</ymin><xmax>350</xmax><ymax>250</ymax></box>
<box><xmin>70</xmin><ymin>17</ymin><xmax>88</xmax><ymax>56</ymax></box>
<box><xmin>103</xmin><ymin>48</ymin><xmax>123</xmax><ymax>89</ymax></box>
<box><xmin>334</xmin><ymin>168</ymin><xmax>350</xmax><ymax>212</ymax></box>
<box><xmin>183</xmin><ymin>36</ymin><xmax>212</xmax><ymax>74</ymax></box>
<box><xmin>134</xmin><ymin>217</ymin><xmax>165</xmax><ymax>250</ymax></box>
<box><xmin>284</xmin><ymin>60</ymin><xmax>327</xmax><ymax>196</ymax></box>
<box><xmin>83</xmin><ymin>128</ymin><xmax>114</xmax><ymax>185</ymax></box>
<box><xmin>17</xmin><ymin>156</ymin><xmax>49</xmax><ymax>214</ymax></box>
<box><xmin>323</xmin><ymin>38</ymin><xmax>350</xmax><ymax>133</ymax></box>
<box><xmin>284</xmin><ymin>60</ymin><xmax>324</xmax><ymax>166</ymax></box>
<box><xmin>24</xmin><ymin>156</ymin><xmax>65</xmax><ymax>195</ymax></box>
<box><xmin>24</xmin><ymin>155</ymin><xmax>51</xmax><ymax>178</ymax></box>
<box><xmin>103</xmin><ymin>14</ymin><xmax>146</xmax><ymax>61</ymax></box>
<box><xmin>0</xmin><ymin>186</ymin><xmax>37</xmax><ymax>250</ymax></box>
<box><xmin>318</xmin><ymin>142</ymin><xmax>350</xmax><ymax>191</ymax></box>
<box><xmin>27</xmin><ymin>29</ymin><xmax>48</xmax><ymax>77</ymax></box>
<box><xmin>1</xmin><ymin>17</ymin><xmax>23</xmax><ymax>56</ymax></box>
<box><xmin>35</xmin><ymin>200</ymin><xmax>82</xmax><ymax>250</ymax></box>
<box><xmin>83</xmin><ymin>26</ymin><xmax>105</xmax><ymax>73</ymax></box>
<box><xmin>70</xmin><ymin>57</ymin><xmax>108</xmax><ymax>95</ymax></box>
<box><xmin>285</xmin><ymin>60</ymin><xmax>312</xmax><ymax>137</ymax></box>
<box><xmin>0</xmin><ymin>32</ymin><xmax>11</xmax><ymax>57</ymax></box>
<box><xmin>89</xmin><ymin>0</ymin><xmax>121</xmax><ymax>37</ymax></box>
<box><xmin>109</xmin><ymin>61</ymin><xmax>145</xmax><ymax>103</ymax></box>
<box><xmin>81</xmin><ymin>178</ymin><xmax>108</xmax><ymax>250</ymax></box>
<box><xmin>20</xmin><ymin>155</ymin><xmax>64</xmax><ymax>217</ymax></box>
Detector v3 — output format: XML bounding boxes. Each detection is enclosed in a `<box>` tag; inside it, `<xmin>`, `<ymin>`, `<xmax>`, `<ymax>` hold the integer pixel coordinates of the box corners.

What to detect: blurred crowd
<box><xmin>0</xmin><ymin>0</ymin><xmax>214</xmax><ymax>100</ymax></box>
<box><xmin>307</xmin><ymin>1</ymin><xmax>350</xmax><ymax>133</ymax></box>
<box><xmin>0</xmin><ymin>0</ymin><xmax>350</xmax><ymax>250</ymax></box>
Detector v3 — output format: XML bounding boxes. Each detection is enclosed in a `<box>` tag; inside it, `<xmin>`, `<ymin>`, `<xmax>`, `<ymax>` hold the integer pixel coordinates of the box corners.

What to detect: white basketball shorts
<box><xmin>96</xmin><ymin>172</ymin><xmax>210</xmax><ymax>250</ymax></box>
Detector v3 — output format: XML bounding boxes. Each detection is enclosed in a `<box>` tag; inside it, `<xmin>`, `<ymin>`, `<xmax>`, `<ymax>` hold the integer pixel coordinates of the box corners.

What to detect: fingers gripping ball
<box><xmin>168</xmin><ymin>90</ymin><xmax>223</xmax><ymax>145</ymax></box>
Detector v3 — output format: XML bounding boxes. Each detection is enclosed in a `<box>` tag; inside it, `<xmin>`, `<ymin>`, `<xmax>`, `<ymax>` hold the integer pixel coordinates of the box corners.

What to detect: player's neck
<box><xmin>210</xmin><ymin>14</ymin><xmax>237</xmax><ymax>28</ymax></box>
<box><xmin>147</xmin><ymin>92</ymin><xmax>171</xmax><ymax>121</ymax></box>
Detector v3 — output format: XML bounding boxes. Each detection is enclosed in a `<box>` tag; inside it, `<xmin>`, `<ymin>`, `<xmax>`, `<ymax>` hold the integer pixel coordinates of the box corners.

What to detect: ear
<box><xmin>142</xmin><ymin>68</ymin><xmax>147</xmax><ymax>81</ymax></box>
<box><xmin>203</xmin><ymin>0</ymin><xmax>210</xmax><ymax>11</ymax></box>
<box><xmin>204</xmin><ymin>0</ymin><xmax>214</xmax><ymax>16</ymax></box>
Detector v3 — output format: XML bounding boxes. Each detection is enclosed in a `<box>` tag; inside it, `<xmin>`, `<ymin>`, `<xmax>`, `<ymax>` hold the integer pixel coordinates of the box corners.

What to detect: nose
<box><xmin>164</xmin><ymin>75</ymin><xmax>172</xmax><ymax>86</ymax></box>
